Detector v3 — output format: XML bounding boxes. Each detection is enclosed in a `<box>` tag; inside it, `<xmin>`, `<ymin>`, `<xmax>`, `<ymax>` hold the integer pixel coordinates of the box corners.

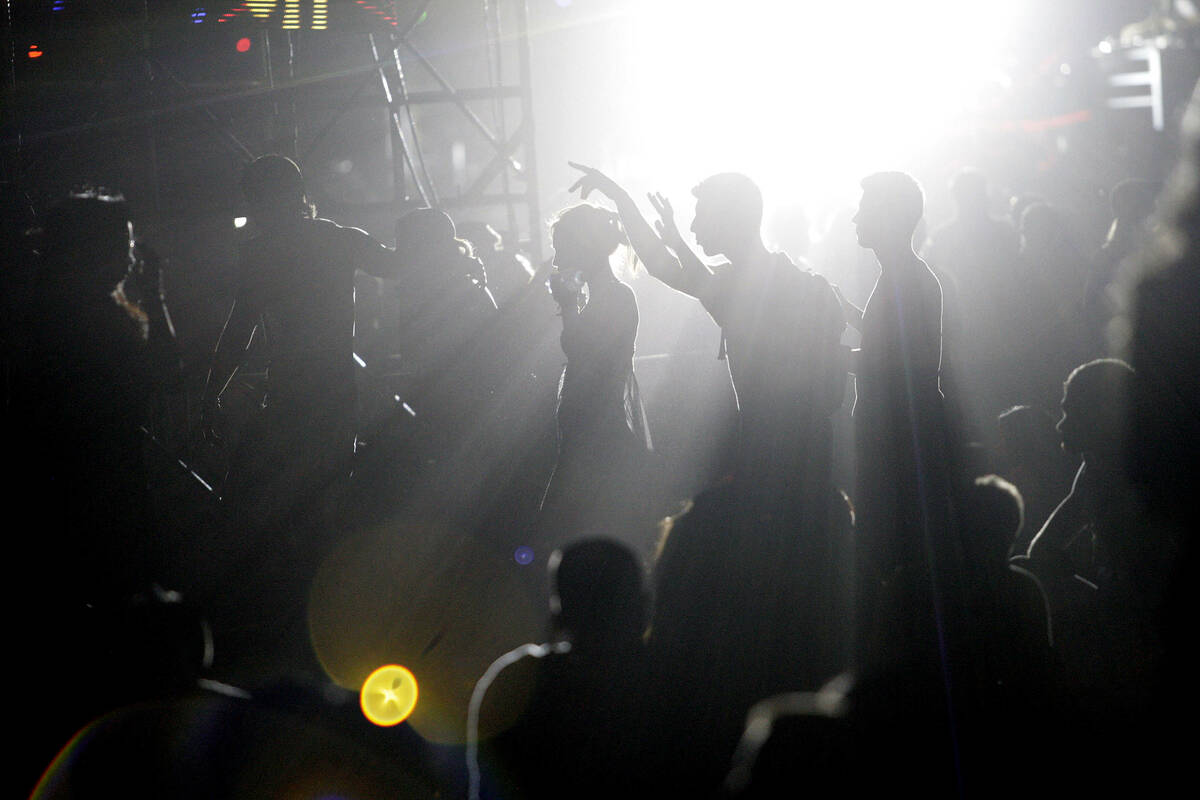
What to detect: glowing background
<box><xmin>534</xmin><ymin>0</ymin><xmax>1039</xmax><ymax>244</ymax></box>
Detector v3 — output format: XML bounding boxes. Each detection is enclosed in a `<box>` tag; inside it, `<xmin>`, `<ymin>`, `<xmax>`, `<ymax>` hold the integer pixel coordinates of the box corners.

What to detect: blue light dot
<box><xmin>513</xmin><ymin>546</ymin><xmax>535</xmax><ymax>566</ymax></box>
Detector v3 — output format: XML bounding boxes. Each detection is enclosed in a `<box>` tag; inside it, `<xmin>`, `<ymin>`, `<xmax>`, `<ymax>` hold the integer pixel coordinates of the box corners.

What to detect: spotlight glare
<box><xmin>360</xmin><ymin>664</ymin><xmax>419</xmax><ymax>726</ymax></box>
<box><xmin>623</xmin><ymin>0</ymin><xmax>1029</xmax><ymax>203</ymax></box>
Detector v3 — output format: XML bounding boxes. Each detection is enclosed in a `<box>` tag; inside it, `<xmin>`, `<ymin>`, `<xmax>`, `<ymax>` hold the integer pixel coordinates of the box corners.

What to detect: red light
<box><xmin>236</xmin><ymin>37</ymin><xmax>252</xmax><ymax>53</ymax></box>
<box><xmin>28</xmin><ymin>45</ymin><xmax>43</xmax><ymax>59</ymax></box>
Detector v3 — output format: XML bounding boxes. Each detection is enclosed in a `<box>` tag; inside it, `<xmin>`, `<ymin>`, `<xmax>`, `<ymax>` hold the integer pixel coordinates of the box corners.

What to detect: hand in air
<box><xmin>567</xmin><ymin>161</ymin><xmax>627</xmax><ymax>202</ymax></box>
<box><xmin>648</xmin><ymin>192</ymin><xmax>684</xmax><ymax>250</ymax></box>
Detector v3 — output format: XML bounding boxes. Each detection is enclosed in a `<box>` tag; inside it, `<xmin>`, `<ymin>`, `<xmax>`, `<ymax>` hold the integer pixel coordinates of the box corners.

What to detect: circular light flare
<box><xmin>235</xmin><ymin>37</ymin><xmax>252</xmax><ymax>53</ymax></box>
<box><xmin>513</xmin><ymin>546</ymin><xmax>535</xmax><ymax>565</ymax></box>
<box><xmin>360</xmin><ymin>664</ymin><xmax>419</xmax><ymax>727</ymax></box>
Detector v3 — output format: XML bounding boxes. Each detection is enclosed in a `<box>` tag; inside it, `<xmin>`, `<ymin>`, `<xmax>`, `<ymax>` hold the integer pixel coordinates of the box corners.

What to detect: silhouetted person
<box><xmin>1084</xmin><ymin>178</ymin><xmax>1159</xmax><ymax>353</ymax></box>
<box><xmin>567</xmin><ymin>163</ymin><xmax>846</xmax><ymax>520</ymax></box>
<box><xmin>1014</xmin><ymin>201</ymin><xmax>1091</xmax><ymax>407</ymax></box>
<box><xmin>11</xmin><ymin>191</ymin><xmax>182</xmax><ymax>785</ymax></box>
<box><xmin>353</xmin><ymin>207</ymin><xmax>503</xmax><ymax>529</ymax></box>
<box><xmin>991</xmin><ymin>404</ymin><xmax>1077</xmax><ymax>556</ymax></box>
<box><xmin>1017</xmin><ymin>358</ymin><xmax>1177</xmax><ymax>793</ymax></box>
<box><xmin>477</xmin><ymin>538</ymin><xmax>649</xmax><ymax>799</ymax></box>
<box><xmin>643</xmin><ymin>482</ymin><xmax>853</xmax><ymax>797</ymax></box>
<box><xmin>537</xmin><ymin>203</ymin><xmax>652</xmax><ymax>542</ymax></box>
<box><xmin>925</xmin><ymin>170</ymin><xmax>1020</xmax><ymax>280</ymax></box>
<box><xmin>390</xmin><ymin>208</ymin><xmax>497</xmax><ymax>387</ymax></box>
<box><xmin>956</xmin><ymin>475</ymin><xmax>1057</xmax><ymax>790</ymax></box>
<box><xmin>202</xmin><ymin>155</ymin><xmax>398</xmax><ymax>534</ymax></box>
<box><xmin>457</xmin><ymin>220</ymin><xmax>535</xmax><ymax>309</ymax></box>
<box><xmin>1024</xmin><ymin>360</ymin><xmax>1172</xmax><ymax>620</ymax></box>
<box><xmin>10</xmin><ymin>189</ymin><xmax>179</xmax><ymax>603</ymax></box>
<box><xmin>31</xmin><ymin>587</ymin><xmax>443</xmax><ymax>800</ymax></box>
<box><xmin>839</xmin><ymin>172</ymin><xmax>963</xmax><ymax>688</ymax></box>
<box><xmin>923</xmin><ymin>168</ymin><xmax>1022</xmax><ymax>418</ymax></box>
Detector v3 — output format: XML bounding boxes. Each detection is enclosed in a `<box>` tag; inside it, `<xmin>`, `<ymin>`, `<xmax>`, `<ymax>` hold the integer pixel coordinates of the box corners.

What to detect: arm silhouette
<box><xmin>1024</xmin><ymin>462</ymin><xmax>1090</xmax><ymax>562</ymax></box>
<box><xmin>345</xmin><ymin>225</ymin><xmax>402</xmax><ymax>280</ymax></box>
<box><xmin>567</xmin><ymin>162</ymin><xmax>711</xmax><ymax>298</ymax></box>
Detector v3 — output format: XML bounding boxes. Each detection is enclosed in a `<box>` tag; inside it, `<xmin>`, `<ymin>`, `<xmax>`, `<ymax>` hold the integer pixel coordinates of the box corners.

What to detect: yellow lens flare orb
<box><xmin>360</xmin><ymin>664</ymin><xmax>419</xmax><ymax>727</ymax></box>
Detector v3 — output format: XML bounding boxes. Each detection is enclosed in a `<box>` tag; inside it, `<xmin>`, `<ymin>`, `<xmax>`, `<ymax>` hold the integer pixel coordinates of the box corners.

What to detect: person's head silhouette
<box><xmin>1057</xmin><ymin>358</ymin><xmax>1134</xmax><ymax>463</ymax></box>
<box><xmin>1018</xmin><ymin>202</ymin><xmax>1066</xmax><ymax>257</ymax></box>
<box><xmin>689</xmin><ymin>172</ymin><xmax>763</xmax><ymax>258</ymax></box>
<box><xmin>550</xmin><ymin>203</ymin><xmax>624</xmax><ymax>280</ymax></box>
<box><xmin>240</xmin><ymin>154</ymin><xmax>313</xmax><ymax>225</ymax></box>
<box><xmin>395</xmin><ymin>207</ymin><xmax>469</xmax><ymax>270</ymax></box>
<box><xmin>548</xmin><ymin>538</ymin><xmax>646</xmax><ymax>650</ymax></box>
<box><xmin>853</xmin><ymin>171</ymin><xmax>924</xmax><ymax>254</ymax></box>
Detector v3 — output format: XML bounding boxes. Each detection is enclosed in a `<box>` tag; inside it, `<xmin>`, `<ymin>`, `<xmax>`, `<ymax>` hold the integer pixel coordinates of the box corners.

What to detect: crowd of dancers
<box><xmin>5</xmin><ymin>79</ymin><xmax>1199</xmax><ymax>798</ymax></box>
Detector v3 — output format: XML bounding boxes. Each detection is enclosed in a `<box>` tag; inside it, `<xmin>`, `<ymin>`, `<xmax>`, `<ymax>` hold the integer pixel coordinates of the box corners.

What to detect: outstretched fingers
<box><xmin>648</xmin><ymin>191</ymin><xmax>675</xmax><ymax>221</ymax></box>
<box><xmin>567</xmin><ymin>161</ymin><xmax>598</xmax><ymax>199</ymax></box>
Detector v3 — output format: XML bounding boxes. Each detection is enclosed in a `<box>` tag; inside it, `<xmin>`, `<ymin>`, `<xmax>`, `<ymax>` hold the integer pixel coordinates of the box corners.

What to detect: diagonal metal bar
<box><xmin>515</xmin><ymin>0</ymin><xmax>542</xmax><ymax>262</ymax></box>
<box><xmin>370</xmin><ymin>32</ymin><xmax>430</xmax><ymax>207</ymax></box>
<box><xmin>398</xmin><ymin>38</ymin><xmax>523</xmax><ymax>174</ymax></box>
<box><xmin>459</xmin><ymin>121</ymin><xmax>525</xmax><ymax>204</ymax></box>
<box><xmin>385</xmin><ymin>28</ymin><xmax>438</xmax><ymax>206</ymax></box>
<box><xmin>0</xmin><ymin>52</ymin><xmax>407</xmax><ymax>149</ymax></box>
<box><xmin>300</xmin><ymin>66</ymin><xmax>378</xmax><ymax>164</ymax></box>
<box><xmin>143</xmin><ymin>53</ymin><xmax>256</xmax><ymax>161</ymax></box>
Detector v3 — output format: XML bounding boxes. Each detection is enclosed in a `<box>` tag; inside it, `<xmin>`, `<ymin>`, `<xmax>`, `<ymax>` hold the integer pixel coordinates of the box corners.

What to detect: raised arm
<box><xmin>345</xmin><ymin>225</ymin><xmax>401</xmax><ymax>280</ymax></box>
<box><xmin>646</xmin><ymin>191</ymin><xmax>712</xmax><ymax>291</ymax></box>
<box><xmin>567</xmin><ymin>162</ymin><xmax>711</xmax><ymax>298</ymax></box>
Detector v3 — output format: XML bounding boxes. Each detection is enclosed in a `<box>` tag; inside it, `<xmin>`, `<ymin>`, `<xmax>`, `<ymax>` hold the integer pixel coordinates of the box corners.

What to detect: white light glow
<box><xmin>233</xmin><ymin>217</ymin><xmax>247</xmax><ymax>228</ymax></box>
<box><xmin>619</xmin><ymin>0</ymin><xmax>1029</xmax><ymax>210</ymax></box>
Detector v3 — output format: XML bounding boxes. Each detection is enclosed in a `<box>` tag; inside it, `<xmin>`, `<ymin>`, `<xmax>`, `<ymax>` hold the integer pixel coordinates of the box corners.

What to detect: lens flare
<box><xmin>360</xmin><ymin>664</ymin><xmax>419</xmax><ymax>727</ymax></box>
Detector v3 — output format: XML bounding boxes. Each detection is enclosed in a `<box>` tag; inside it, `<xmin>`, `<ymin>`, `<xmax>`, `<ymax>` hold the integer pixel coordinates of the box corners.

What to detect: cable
<box><xmin>466</xmin><ymin>639</ymin><xmax>571</xmax><ymax>800</ymax></box>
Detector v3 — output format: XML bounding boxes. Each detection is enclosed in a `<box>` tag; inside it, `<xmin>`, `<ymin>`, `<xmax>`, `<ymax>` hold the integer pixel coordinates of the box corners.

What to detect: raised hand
<box><xmin>567</xmin><ymin>161</ymin><xmax>628</xmax><ymax>203</ymax></box>
<box><xmin>648</xmin><ymin>191</ymin><xmax>684</xmax><ymax>249</ymax></box>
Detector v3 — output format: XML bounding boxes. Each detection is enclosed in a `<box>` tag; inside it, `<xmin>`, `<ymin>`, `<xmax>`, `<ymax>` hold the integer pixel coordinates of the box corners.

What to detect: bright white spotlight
<box><xmin>620</xmin><ymin>0</ymin><xmax>1029</xmax><ymax>209</ymax></box>
<box><xmin>233</xmin><ymin>216</ymin><xmax>247</xmax><ymax>228</ymax></box>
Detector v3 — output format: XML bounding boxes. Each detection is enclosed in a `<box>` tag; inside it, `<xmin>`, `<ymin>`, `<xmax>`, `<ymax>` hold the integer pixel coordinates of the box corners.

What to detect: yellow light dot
<box><xmin>360</xmin><ymin>664</ymin><xmax>418</xmax><ymax>727</ymax></box>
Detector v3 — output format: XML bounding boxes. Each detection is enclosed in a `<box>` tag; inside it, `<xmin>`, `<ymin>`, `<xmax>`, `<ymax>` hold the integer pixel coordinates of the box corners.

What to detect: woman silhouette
<box><xmin>539</xmin><ymin>204</ymin><xmax>652</xmax><ymax>541</ymax></box>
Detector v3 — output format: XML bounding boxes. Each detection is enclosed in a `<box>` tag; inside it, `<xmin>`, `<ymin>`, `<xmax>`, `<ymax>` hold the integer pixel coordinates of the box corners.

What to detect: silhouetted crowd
<box><xmin>4</xmin><ymin>78</ymin><xmax>1198</xmax><ymax>800</ymax></box>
